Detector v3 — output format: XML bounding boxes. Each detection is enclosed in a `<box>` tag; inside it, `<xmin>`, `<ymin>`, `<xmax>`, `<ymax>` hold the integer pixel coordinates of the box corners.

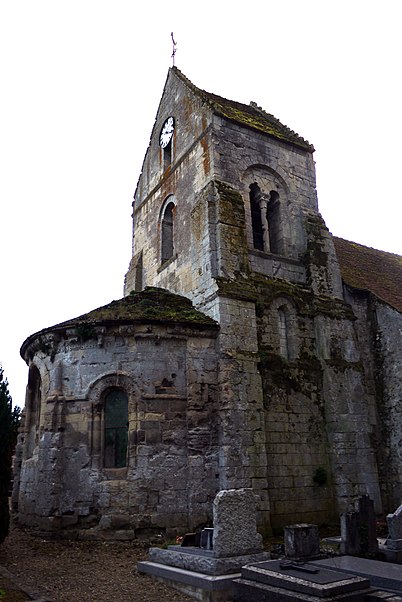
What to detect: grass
<box><xmin>0</xmin><ymin>577</ymin><xmax>29</xmax><ymax>601</ymax></box>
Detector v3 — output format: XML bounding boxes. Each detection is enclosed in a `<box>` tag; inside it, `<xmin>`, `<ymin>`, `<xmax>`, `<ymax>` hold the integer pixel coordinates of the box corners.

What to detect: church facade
<box><xmin>14</xmin><ymin>68</ymin><xmax>402</xmax><ymax>538</ymax></box>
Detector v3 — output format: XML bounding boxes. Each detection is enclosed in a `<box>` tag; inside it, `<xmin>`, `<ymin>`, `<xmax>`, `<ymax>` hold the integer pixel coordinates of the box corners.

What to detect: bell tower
<box><xmin>124</xmin><ymin>67</ymin><xmax>382</xmax><ymax>529</ymax></box>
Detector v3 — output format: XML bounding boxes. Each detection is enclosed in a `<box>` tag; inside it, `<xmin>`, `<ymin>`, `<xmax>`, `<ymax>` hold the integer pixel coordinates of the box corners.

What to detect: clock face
<box><xmin>159</xmin><ymin>117</ymin><xmax>175</xmax><ymax>148</ymax></box>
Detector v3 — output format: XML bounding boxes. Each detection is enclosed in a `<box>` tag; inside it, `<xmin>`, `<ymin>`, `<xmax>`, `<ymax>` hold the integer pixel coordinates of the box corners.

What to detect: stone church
<box><xmin>13</xmin><ymin>67</ymin><xmax>402</xmax><ymax>539</ymax></box>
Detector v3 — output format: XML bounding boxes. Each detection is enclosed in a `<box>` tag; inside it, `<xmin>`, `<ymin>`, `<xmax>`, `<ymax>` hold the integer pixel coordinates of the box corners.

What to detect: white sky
<box><xmin>1</xmin><ymin>0</ymin><xmax>401</xmax><ymax>408</ymax></box>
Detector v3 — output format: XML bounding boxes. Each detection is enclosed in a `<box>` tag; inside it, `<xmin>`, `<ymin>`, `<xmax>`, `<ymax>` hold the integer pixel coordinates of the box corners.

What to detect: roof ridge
<box><xmin>333</xmin><ymin>235</ymin><xmax>402</xmax><ymax>259</ymax></box>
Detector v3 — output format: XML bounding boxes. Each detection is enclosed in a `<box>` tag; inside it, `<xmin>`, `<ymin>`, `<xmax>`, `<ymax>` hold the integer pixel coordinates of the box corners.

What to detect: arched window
<box><xmin>161</xmin><ymin>201</ymin><xmax>175</xmax><ymax>263</ymax></box>
<box><xmin>104</xmin><ymin>389</ymin><xmax>128</xmax><ymax>468</ymax></box>
<box><xmin>25</xmin><ymin>365</ymin><xmax>42</xmax><ymax>458</ymax></box>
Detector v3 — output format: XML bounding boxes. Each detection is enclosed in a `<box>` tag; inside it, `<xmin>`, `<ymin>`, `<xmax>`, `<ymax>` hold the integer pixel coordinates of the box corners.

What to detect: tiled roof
<box><xmin>172</xmin><ymin>68</ymin><xmax>314</xmax><ymax>152</ymax></box>
<box><xmin>334</xmin><ymin>237</ymin><xmax>402</xmax><ymax>313</ymax></box>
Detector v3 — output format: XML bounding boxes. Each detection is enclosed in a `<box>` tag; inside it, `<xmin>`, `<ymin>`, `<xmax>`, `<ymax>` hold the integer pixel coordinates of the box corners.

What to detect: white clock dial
<box><xmin>159</xmin><ymin>117</ymin><xmax>175</xmax><ymax>148</ymax></box>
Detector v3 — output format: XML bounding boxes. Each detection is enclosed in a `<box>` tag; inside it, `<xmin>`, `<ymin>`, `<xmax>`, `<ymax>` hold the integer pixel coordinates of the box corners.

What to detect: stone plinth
<box><xmin>147</xmin><ymin>546</ymin><xmax>269</xmax><ymax>576</ymax></box>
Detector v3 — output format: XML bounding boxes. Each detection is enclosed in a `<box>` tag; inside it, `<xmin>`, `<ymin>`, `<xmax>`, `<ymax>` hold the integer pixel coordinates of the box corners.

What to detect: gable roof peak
<box><xmin>169</xmin><ymin>67</ymin><xmax>314</xmax><ymax>152</ymax></box>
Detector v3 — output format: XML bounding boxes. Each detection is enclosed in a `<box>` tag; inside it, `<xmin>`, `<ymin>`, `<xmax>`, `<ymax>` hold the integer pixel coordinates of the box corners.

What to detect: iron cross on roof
<box><xmin>171</xmin><ymin>32</ymin><xmax>177</xmax><ymax>66</ymax></box>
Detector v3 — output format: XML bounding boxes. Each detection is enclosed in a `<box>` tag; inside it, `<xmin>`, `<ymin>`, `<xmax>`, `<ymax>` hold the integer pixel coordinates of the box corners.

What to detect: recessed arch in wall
<box><xmin>87</xmin><ymin>372</ymin><xmax>136</xmax><ymax>471</ymax></box>
<box><xmin>269</xmin><ymin>296</ymin><xmax>300</xmax><ymax>361</ymax></box>
<box><xmin>242</xmin><ymin>164</ymin><xmax>290</xmax><ymax>196</ymax></box>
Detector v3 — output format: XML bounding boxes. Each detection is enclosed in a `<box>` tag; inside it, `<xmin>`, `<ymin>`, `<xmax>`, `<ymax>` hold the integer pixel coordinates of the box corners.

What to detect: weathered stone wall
<box><xmin>214</xmin><ymin>295</ymin><xmax>271</xmax><ymax>529</ymax></box>
<box><xmin>319</xmin><ymin>315</ymin><xmax>382</xmax><ymax>514</ymax></box>
<box><xmin>374</xmin><ymin>301</ymin><xmax>402</xmax><ymax>508</ymax></box>
<box><xmin>257</xmin><ymin>297</ymin><xmax>336</xmax><ymax>528</ymax></box>
<box><xmin>342</xmin><ymin>287</ymin><xmax>402</xmax><ymax>511</ymax></box>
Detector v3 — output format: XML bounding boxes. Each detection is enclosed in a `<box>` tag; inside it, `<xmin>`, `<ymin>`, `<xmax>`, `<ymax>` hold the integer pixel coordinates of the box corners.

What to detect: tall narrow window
<box><xmin>161</xmin><ymin>201</ymin><xmax>174</xmax><ymax>263</ymax></box>
<box><xmin>267</xmin><ymin>191</ymin><xmax>281</xmax><ymax>254</ymax></box>
<box><xmin>134</xmin><ymin>251</ymin><xmax>143</xmax><ymax>292</ymax></box>
<box><xmin>250</xmin><ymin>183</ymin><xmax>264</xmax><ymax>250</ymax></box>
<box><xmin>25</xmin><ymin>366</ymin><xmax>42</xmax><ymax>458</ymax></box>
<box><xmin>104</xmin><ymin>389</ymin><xmax>128</xmax><ymax>468</ymax></box>
<box><xmin>278</xmin><ymin>307</ymin><xmax>289</xmax><ymax>360</ymax></box>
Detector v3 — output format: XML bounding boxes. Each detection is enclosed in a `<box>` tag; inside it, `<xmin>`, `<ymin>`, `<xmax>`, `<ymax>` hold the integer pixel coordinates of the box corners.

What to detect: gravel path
<box><xmin>0</xmin><ymin>526</ymin><xmax>194</xmax><ymax>601</ymax></box>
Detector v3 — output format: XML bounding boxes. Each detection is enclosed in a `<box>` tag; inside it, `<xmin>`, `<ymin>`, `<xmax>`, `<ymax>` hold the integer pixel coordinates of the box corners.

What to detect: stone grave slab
<box><xmin>237</xmin><ymin>559</ymin><xmax>370</xmax><ymax>598</ymax></box>
<box><xmin>312</xmin><ymin>557</ymin><xmax>402</xmax><ymax>594</ymax></box>
<box><xmin>234</xmin><ymin>560</ymin><xmax>371</xmax><ymax>601</ymax></box>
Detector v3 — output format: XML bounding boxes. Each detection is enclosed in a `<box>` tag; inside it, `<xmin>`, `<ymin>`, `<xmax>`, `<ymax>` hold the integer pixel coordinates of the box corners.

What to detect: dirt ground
<box><xmin>0</xmin><ymin>525</ymin><xmax>194</xmax><ymax>602</ymax></box>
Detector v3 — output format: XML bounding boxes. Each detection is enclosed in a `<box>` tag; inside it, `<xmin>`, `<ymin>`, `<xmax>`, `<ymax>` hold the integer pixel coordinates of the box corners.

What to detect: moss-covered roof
<box><xmin>21</xmin><ymin>288</ymin><xmax>218</xmax><ymax>352</ymax></box>
<box><xmin>172</xmin><ymin>67</ymin><xmax>314</xmax><ymax>152</ymax></box>
<box><xmin>334</xmin><ymin>237</ymin><xmax>402</xmax><ymax>313</ymax></box>
<box><xmin>60</xmin><ymin>288</ymin><xmax>218</xmax><ymax>327</ymax></box>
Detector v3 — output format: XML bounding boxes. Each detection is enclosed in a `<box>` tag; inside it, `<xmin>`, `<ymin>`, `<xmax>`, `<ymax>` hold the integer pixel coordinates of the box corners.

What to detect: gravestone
<box><xmin>138</xmin><ymin>488</ymin><xmax>269</xmax><ymax>601</ymax></box>
<box><xmin>212</xmin><ymin>488</ymin><xmax>263</xmax><ymax>557</ymax></box>
<box><xmin>358</xmin><ymin>494</ymin><xmax>378</xmax><ymax>555</ymax></box>
<box><xmin>386</xmin><ymin>503</ymin><xmax>402</xmax><ymax>551</ymax></box>
<box><xmin>341</xmin><ymin>494</ymin><xmax>378</xmax><ymax>556</ymax></box>
<box><xmin>284</xmin><ymin>523</ymin><xmax>320</xmax><ymax>559</ymax></box>
<box><xmin>341</xmin><ymin>512</ymin><xmax>361</xmax><ymax>555</ymax></box>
